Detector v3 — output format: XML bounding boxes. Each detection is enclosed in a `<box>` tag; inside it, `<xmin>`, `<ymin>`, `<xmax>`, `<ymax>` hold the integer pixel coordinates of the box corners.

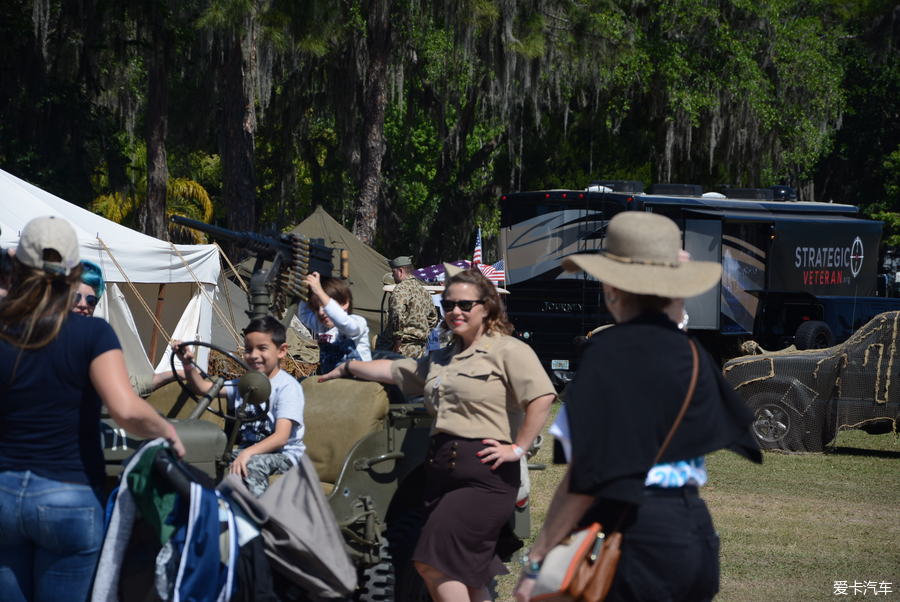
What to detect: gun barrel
<box><xmin>170</xmin><ymin>216</ymin><xmax>280</xmax><ymax>257</ymax></box>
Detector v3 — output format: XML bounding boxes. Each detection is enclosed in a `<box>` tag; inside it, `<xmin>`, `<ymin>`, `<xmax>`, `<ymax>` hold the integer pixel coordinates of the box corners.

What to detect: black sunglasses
<box><xmin>440</xmin><ymin>299</ymin><xmax>484</xmax><ymax>312</ymax></box>
<box><xmin>74</xmin><ymin>292</ymin><xmax>99</xmax><ymax>307</ymax></box>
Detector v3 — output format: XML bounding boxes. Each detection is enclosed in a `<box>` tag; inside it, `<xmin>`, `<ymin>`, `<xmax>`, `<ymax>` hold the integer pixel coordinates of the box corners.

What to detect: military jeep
<box><xmin>724</xmin><ymin>311</ymin><xmax>900</xmax><ymax>452</ymax></box>
<box><xmin>101</xmin><ymin>216</ymin><xmax>533</xmax><ymax>599</ymax></box>
<box><xmin>303</xmin><ymin>378</ymin><xmax>434</xmax><ymax>599</ymax></box>
<box><xmin>103</xmin><ymin>351</ymin><xmax>532</xmax><ymax>601</ymax></box>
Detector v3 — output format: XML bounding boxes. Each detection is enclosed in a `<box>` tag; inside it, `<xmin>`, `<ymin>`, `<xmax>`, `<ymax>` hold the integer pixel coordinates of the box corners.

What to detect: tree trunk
<box><xmin>220</xmin><ymin>23</ymin><xmax>258</xmax><ymax>242</ymax></box>
<box><xmin>141</xmin><ymin>17</ymin><xmax>169</xmax><ymax>240</ymax></box>
<box><xmin>353</xmin><ymin>0</ymin><xmax>391</xmax><ymax>246</ymax></box>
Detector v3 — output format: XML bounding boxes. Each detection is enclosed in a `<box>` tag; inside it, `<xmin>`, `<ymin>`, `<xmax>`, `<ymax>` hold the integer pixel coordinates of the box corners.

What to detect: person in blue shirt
<box><xmin>297</xmin><ymin>272</ymin><xmax>371</xmax><ymax>374</ymax></box>
<box><xmin>0</xmin><ymin>216</ymin><xmax>184</xmax><ymax>602</ymax></box>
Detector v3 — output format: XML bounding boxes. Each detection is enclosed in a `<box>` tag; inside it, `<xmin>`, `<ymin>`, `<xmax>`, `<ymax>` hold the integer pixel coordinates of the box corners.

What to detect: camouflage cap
<box><xmin>389</xmin><ymin>256</ymin><xmax>413</xmax><ymax>269</ymax></box>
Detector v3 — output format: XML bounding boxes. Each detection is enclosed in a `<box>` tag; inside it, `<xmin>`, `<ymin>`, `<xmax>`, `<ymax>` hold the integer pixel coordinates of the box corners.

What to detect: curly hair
<box><xmin>443</xmin><ymin>268</ymin><xmax>513</xmax><ymax>336</ymax></box>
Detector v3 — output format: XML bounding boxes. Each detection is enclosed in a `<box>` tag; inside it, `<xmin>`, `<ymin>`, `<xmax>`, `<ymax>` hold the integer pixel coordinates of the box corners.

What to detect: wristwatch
<box><xmin>520</xmin><ymin>551</ymin><xmax>542</xmax><ymax>578</ymax></box>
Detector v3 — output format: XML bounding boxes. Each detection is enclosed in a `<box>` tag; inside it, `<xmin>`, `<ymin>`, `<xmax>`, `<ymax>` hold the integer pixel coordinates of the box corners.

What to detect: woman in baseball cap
<box><xmin>0</xmin><ymin>216</ymin><xmax>185</xmax><ymax>601</ymax></box>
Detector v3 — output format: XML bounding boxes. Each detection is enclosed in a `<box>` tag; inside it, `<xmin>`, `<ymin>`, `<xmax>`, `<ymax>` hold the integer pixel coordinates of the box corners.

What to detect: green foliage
<box><xmin>863</xmin><ymin>146</ymin><xmax>900</xmax><ymax>246</ymax></box>
<box><xmin>869</xmin><ymin>210</ymin><xmax>900</xmax><ymax>247</ymax></box>
<box><xmin>197</xmin><ymin>0</ymin><xmax>254</xmax><ymax>29</ymax></box>
<box><xmin>91</xmin><ymin>143</ymin><xmax>216</xmax><ymax>244</ymax></box>
<box><xmin>496</xmin><ymin>409</ymin><xmax>900</xmax><ymax>600</ymax></box>
<box><xmin>1</xmin><ymin>0</ymin><xmax>897</xmax><ymax>263</ymax></box>
<box><xmin>885</xmin><ymin>145</ymin><xmax>900</xmax><ymax>205</ymax></box>
<box><xmin>510</xmin><ymin>13</ymin><xmax>546</xmax><ymax>59</ymax></box>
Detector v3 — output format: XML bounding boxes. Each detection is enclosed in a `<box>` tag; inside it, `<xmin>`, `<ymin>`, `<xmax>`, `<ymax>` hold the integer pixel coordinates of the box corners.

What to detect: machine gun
<box><xmin>171</xmin><ymin>215</ymin><xmax>347</xmax><ymax>325</ymax></box>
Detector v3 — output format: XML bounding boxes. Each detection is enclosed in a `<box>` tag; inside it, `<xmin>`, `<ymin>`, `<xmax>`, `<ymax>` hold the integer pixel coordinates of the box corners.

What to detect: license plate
<box><xmin>551</xmin><ymin>359</ymin><xmax>570</xmax><ymax>370</ymax></box>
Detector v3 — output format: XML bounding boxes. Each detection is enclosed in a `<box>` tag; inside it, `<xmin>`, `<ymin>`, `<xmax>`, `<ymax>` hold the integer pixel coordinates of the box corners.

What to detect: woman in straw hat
<box><xmin>0</xmin><ymin>216</ymin><xmax>184</xmax><ymax>602</ymax></box>
<box><xmin>320</xmin><ymin>267</ymin><xmax>556</xmax><ymax>601</ymax></box>
<box><xmin>514</xmin><ymin>211</ymin><xmax>761</xmax><ymax>602</ymax></box>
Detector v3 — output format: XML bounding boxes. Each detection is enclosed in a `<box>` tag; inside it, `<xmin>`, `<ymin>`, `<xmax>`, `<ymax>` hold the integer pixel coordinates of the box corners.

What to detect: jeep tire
<box><xmin>355</xmin><ymin>526</ymin><xmax>395</xmax><ymax>601</ymax></box>
<box><xmin>748</xmin><ymin>392</ymin><xmax>830</xmax><ymax>452</ymax></box>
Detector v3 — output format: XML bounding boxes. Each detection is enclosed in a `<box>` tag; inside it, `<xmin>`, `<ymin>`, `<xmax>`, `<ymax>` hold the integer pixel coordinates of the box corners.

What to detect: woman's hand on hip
<box><xmin>478</xmin><ymin>439</ymin><xmax>520</xmax><ymax>470</ymax></box>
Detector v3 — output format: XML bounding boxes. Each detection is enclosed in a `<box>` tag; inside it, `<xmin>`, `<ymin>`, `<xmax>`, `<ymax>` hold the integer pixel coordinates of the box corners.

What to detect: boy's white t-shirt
<box><xmin>227</xmin><ymin>369</ymin><xmax>306</xmax><ymax>463</ymax></box>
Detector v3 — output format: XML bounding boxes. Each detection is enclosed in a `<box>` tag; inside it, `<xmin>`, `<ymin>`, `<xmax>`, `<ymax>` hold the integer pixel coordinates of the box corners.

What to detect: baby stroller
<box><xmin>91</xmin><ymin>438</ymin><xmax>356</xmax><ymax>601</ymax></box>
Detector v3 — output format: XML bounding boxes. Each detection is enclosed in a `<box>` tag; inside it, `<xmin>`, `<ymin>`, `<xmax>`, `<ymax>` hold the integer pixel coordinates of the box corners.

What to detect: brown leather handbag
<box><xmin>530</xmin><ymin>339</ymin><xmax>700</xmax><ymax>602</ymax></box>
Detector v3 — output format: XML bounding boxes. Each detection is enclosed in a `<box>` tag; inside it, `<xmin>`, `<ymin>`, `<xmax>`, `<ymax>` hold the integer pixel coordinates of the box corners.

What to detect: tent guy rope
<box><xmin>97</xmin><ymin>237</ymin><xmax>171</xmax><ymax>343</ymax></box>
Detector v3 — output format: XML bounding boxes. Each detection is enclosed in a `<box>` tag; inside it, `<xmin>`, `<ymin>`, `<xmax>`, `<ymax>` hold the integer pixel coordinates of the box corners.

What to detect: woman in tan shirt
<box><xmin>320</xmin><ymin>268</ymin><xmax>555</xmax><ymax>601</ymax></box>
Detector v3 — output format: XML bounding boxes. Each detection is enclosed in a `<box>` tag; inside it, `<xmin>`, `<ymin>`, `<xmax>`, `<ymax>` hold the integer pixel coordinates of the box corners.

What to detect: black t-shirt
<box><xmin>0</xmin><ymin>314</ymin><xmax>120</xmax><ymax>489</ymax></box>
<box><xmin>566</xmin><ymin>312</ymin><xmax>761</xmax><ymax>505</ymax></box>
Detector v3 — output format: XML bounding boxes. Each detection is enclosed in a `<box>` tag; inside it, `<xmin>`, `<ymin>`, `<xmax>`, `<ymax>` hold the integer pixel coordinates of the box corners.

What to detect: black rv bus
<box><xmin>499</xmin><ymin>183</ymin><xmax>899</xmax><ymax>384</ymax></box>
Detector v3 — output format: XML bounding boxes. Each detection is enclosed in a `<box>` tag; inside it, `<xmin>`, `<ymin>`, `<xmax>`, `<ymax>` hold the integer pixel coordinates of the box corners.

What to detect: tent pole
<box><xmin>149</xmin><ymin>283</ymin><xmax>168</xmax><ymax>363</ymax></box>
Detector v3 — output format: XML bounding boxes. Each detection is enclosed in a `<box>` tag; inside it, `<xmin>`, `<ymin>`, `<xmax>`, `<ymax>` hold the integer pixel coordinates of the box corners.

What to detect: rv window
<box><xmin>722</xmin><ymin>222</ymin><xmax>770</xmax><ymax>261</ymax></box>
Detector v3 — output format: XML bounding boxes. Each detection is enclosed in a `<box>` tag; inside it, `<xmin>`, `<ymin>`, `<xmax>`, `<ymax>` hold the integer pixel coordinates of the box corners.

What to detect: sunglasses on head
<box><xmin>440</xmin><ymin>299</ymin><xmax>484</xmax><ymax>312</ymax></box>
<box><xmin>74</xmin><ymin>292</ymin><xmax>98</xmax><ymax>307</ymax></box>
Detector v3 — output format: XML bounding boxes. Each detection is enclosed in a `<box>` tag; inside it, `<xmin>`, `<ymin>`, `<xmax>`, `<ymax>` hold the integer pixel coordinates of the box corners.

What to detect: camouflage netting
<box><xmin>723</xmin><ymin>312</ymin><xmax>900</xmax><ymax>452</ymax></box>
<box><xmin>209</xmin><ymin>345</ymin><xmax>318</xmax><ymax>384</ymax></box>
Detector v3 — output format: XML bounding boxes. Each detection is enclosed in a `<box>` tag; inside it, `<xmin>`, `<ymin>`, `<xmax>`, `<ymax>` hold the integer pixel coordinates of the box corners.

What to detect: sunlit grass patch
<box><xmin>496</xmin><ymin>408</ymin><xmax>899</xmax><ymax>601</ymax></box>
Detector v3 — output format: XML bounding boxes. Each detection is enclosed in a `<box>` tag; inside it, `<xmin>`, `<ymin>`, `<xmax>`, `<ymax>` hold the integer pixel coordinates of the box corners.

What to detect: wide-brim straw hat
<box><xmin>561</xmin><ymin>212</ymin><xmax>721</xmax><ymax>298</ymax></box>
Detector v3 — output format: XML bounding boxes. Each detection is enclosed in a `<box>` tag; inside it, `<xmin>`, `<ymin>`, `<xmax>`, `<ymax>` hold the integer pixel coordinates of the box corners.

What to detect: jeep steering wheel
<box><xmin>170</xmin><ymin>340</ymin><xmax>269</xmax><ymax>423</ymax></box>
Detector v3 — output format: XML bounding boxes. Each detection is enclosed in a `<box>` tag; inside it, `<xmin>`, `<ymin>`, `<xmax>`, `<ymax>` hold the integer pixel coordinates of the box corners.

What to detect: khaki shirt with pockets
<box><xmin>390</xmin><ymin>332</ymin><xmax>556</xmax><ymax>442</ymax></box>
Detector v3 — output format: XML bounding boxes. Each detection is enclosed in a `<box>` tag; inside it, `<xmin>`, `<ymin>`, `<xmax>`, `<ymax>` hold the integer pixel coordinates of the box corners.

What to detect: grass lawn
<box><xmin>496</xmin><ymin>407</ymin><xmax>900</xmax><ymax>601</ymax></box>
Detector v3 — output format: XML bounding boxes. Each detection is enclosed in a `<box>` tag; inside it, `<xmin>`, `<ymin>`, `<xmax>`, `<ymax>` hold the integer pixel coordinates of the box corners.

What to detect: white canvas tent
<box><xmin>0</xmin><ymin>168</ymin><xmax>221</xmax><ymax>379</ymax></box>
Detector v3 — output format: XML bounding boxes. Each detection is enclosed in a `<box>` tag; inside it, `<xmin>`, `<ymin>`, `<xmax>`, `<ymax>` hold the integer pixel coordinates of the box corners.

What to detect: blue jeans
<box><xmin>0</xmin><ymin>470</ymin><xmax>104</xmax><ymax>602</ymax></box>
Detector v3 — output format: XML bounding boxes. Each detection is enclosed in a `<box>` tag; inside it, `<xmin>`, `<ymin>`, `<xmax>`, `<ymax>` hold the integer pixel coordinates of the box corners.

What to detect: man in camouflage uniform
<box><xmin>376</xmin><ymin>256</ymin><xmax>439</xmax><ymax>358</ymax></box>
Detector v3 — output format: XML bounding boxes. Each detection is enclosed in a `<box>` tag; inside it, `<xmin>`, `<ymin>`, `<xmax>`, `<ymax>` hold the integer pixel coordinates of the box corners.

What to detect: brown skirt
<box><xmin>412</xmin><ymin>433</ymin><xmax>520</xmax><ymax>588</ymax></box>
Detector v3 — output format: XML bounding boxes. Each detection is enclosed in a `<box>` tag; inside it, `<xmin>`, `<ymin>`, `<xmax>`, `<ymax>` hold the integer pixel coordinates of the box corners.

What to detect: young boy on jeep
<box><xmin>174</xmin><ymin>316</ymin><xmax>305</xmax><ymax>496</ymax></box>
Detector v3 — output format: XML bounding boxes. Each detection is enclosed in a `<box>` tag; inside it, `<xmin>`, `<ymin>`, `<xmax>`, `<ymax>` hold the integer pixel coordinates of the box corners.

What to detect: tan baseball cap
<box><xmin>16</xmin><ymin>216</ymin><xmax>80</xmax><ymax>276</ymax></box>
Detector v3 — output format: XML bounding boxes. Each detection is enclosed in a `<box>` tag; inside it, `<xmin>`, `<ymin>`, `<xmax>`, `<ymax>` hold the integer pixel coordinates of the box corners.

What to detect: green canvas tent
<box><xmin>231</xmin><ymin>206</ymin><xmax>391</xmax><ymax>337</ymax></box>
<box><xmin>290</xmin><ymin>206</ymin><xmax>391</xmax><ymax>335</ymax></box>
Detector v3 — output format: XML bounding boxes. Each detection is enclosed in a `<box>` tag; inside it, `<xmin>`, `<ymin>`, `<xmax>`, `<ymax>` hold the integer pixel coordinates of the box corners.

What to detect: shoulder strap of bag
<box><xmin>652</xmin><ymin>338</ymin><xmax>700</xmax><ymax>465</ymax></box>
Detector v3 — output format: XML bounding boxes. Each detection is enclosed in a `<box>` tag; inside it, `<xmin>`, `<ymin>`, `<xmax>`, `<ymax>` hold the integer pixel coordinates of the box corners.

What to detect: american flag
<box><xmin>412</xmin><ymin>260</ymin><xmax>470</xmax><ymax>283</ymax></box>
<box><xmin>478</xmin><ymin>259</ymin><xmax>505</xmax><ymax>284</ymax></box>
<box><xmin>472</xmin><ymin>228</ymin><xmax>482</xmax><ymax>265</ymax></box>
